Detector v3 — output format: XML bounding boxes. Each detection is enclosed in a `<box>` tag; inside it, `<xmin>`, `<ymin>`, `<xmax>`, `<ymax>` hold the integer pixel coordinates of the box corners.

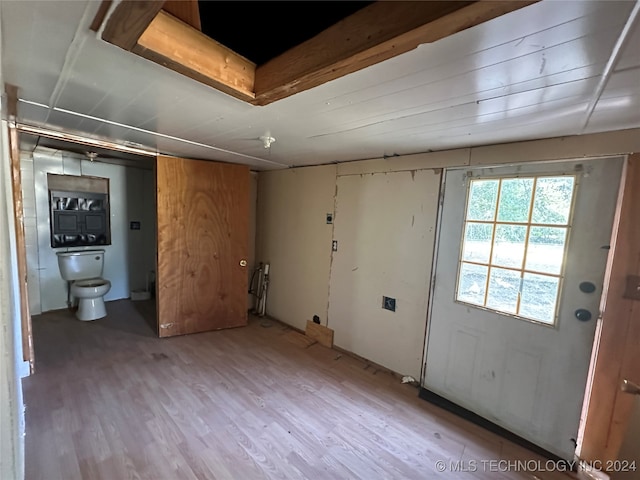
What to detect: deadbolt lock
<box><xmin>239</xmin><ymin>259</ymin><xmax>247</xmax><ymax>267</ymax></box>
<box><xmin>575</xmin><ymin>309</ymin><xmax>592</xmax><ymax>322</ymax></box>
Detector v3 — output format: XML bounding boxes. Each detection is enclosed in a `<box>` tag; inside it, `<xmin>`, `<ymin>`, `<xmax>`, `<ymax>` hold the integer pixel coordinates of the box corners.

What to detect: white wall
<box><xmin>19</xmin><ymin>152</ymin><xmax>39</xmax><ymax>318</ymax></box>
<box><xmin>22</xmin><ymin>148</ymin><xmax>148</xmax><ymax>313</ymax></box>
<box><xmin>255</xmin><ymin>128</ymin><xmax>640</xmax><ymax>378</ymax></box>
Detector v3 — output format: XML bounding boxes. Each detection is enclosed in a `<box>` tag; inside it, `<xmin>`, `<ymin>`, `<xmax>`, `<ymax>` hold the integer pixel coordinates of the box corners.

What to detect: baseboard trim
<box><xmin>418</xmin><ymin>387</ymin><xmax>567</xmax><ymax>464</ymax></box>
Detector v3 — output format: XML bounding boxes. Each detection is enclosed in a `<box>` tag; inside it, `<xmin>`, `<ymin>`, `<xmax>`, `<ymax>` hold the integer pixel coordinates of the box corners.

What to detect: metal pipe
<box><xmin>66</xmin><ymin>281</ymin><xmax>72</xmax><ymax>309</ymax></box>
<box><xmin>258</xmin><ymin>264</ymin><xmax>270</xmax><ymax>317</ymax></box>
<box><xmin>16</xmin><ymin>122</ymin><xmax>157</xmax><ymax>157</ymax></box>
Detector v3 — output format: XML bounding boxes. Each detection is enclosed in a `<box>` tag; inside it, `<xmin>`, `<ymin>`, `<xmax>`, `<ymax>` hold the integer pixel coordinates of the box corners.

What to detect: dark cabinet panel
<box><xmin>54</xmin><ymin>211</ymin><xmax>79</xmax><ymax>233</ymax></box>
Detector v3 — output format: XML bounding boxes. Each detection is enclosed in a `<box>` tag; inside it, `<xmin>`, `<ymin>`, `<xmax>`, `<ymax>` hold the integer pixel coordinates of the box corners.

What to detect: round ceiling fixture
<box><xmin>259</xmin><ymin>135</ymin><xmax>276</xmax><ymax>149</ymax></box>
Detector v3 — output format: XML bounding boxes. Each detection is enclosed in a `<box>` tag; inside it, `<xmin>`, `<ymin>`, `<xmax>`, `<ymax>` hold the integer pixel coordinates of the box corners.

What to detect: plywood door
<box><xmin>156</xmin><ymin>156</ymin><xmax>250</xmax><ymax>337</ymax></box>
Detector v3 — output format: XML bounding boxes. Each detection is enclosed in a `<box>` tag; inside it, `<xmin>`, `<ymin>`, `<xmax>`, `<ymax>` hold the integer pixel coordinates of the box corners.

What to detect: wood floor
<box><xmin>24</xmin><ymin>300</ymin><xmax>577</xmax><ymax>479</ymax></box>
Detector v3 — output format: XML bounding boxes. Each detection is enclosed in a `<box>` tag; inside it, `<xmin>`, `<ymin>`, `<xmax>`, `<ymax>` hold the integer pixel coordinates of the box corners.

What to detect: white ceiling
<box><xmin>1</xmin><ymin>0</ymin><xmax>639</xmax><ymax>170</ymax></box>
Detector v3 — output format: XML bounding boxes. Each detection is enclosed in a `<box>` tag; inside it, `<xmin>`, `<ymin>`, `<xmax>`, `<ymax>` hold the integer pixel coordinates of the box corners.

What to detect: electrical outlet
<box><xmin>332</xmin><ymin>240</ymin><xmax>338</xmax><ymax>252</ymax></box>
<box><xmin>382</xmin><ymin>296</ymin><xmax>396</xmax><ymax>312</ymax></box>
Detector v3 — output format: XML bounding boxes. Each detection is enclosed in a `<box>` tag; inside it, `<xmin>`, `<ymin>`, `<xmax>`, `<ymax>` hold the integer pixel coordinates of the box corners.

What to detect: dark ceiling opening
<box><xmin>197</xmin><ymin>1</ymin><xmax>375</xmax><ymax>65</ymax></box>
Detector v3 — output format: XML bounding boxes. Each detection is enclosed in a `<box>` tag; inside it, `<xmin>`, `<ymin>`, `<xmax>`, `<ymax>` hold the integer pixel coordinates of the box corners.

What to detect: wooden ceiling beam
<box><xmin>89</xmin><ymin>0</ymin><xmax>113</xmax><ymax>33</ymax></box>
<box><xmin>96</xmin><ymin>0</ymin><xmax>536</xmax><ymax>106</ymax></box>
<box><xmin>162</xmin><ymin>0</ymin><xmax>201</xmax><ymax>31</ymax></box>
<box><xmin>101</xmin><ymin>0</ymin><xmax>165</xmax><ymax>51</ymax></box>
<box><xmin>253</xmin><ymin>1</ymin><xmax>537</xmax><ymax>106</ymax></box>
<box><xmin>134</xmin><ymin>10</ymin><xmax>256</xmax><ymax>103</ymax></box>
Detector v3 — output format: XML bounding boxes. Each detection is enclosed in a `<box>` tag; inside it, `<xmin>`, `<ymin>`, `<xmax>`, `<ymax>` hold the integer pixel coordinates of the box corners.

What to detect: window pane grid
<box><xmin>457</xmin><ymin>175</ymin><xmax>575</xmax><ymax>324</ymax></box>
<box><xmin>466</xmin><ymin>220</ymin><xmax>571</xmax><ymax>228</ymax></box>
<box><xmin>460</xmin><ymin>260</ymin><xmax>566</xmax><ymax>278</ymax></box>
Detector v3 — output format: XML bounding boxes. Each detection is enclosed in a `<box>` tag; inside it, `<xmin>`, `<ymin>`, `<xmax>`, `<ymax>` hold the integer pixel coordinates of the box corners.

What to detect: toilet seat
<box><xmin>74</xmin><ymin>278</ymin><xmax>109</xmax><ymax>288</ymax></box>
<box><xmin>71</xmin><ymin>278</ymin><xmax>111</xmax><ymax>297</ymax></box>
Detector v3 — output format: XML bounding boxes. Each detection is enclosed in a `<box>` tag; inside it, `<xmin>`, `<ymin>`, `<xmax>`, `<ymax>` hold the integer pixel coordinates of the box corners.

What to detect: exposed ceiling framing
<box><xmin>98</xmin><ymin>0</ymin><xmax>537</xmax><ymax>106</ymax></box>
<box><xmin>4</xmin><ymin>0</ymin><xmax>638</xmax><ymax>170</ymax></box>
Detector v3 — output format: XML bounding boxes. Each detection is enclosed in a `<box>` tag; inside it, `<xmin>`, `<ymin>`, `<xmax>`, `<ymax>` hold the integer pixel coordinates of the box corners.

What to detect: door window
<box><xmin>456</xmin><ymin>175</ymin><xmax>576</xmax><ymax>325</ymax></box>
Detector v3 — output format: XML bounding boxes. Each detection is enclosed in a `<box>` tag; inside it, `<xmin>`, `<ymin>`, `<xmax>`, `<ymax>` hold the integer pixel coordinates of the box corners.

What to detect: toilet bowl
<box><xmin>71</xmin><ymin>278</ymin><xmax>111</xmax><ymax>321</ymax></box>
<box><xmin>56</xmin><ymin>249</ymin><xmax>111</xmax><ymax>321</ymax></box>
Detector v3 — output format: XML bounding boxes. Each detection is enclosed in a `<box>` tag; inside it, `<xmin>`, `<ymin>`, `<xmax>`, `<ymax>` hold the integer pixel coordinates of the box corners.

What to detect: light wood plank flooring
<box><xmin>24</xmin><ymin>300</ymin><xmax>576</xmax><ymax>479</ymax></box>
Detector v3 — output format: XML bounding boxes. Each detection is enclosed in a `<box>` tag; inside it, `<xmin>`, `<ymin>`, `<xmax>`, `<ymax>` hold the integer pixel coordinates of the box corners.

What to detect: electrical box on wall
<box><xmin>382</xmin><ymin>296</ymin><xmax>396</xmax><ymax>312</ymax></box>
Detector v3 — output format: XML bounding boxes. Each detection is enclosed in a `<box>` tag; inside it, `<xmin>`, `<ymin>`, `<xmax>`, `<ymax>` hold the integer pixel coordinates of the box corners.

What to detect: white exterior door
<box><xmin>423</xmin><ymin>157</ymin><xmax>623</xmax><ymax>460</ymax></box>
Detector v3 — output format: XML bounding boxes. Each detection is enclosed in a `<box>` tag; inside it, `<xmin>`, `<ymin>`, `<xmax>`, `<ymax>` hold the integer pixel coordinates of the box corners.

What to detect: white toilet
<box><xmin>56</xmin><ymin>250</ymin><xmax>111</xmax><ymax>321</ymax></box>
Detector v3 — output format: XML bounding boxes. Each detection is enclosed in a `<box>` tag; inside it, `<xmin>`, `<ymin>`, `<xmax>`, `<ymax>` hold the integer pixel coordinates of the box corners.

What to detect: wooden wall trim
<box><xmin>5</xmin><ymin>84</ymin><xmax>34</xmax><ymax>373</ymax></box>
<box><xmin>578</xmin><ymin>153</ymin><xmax>640</xmax><ymax>467</ymax></box>
<box><xmin>253</xmin><ymin>1</ymin><xmax>537</xmax><ymax>105</ymax></box>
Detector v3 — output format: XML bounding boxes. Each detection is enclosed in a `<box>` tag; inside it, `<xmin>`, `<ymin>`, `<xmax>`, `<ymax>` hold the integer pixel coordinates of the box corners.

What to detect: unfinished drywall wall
<box><xmin>329</xmin><ymin>169</ymin><xmax>441</xmax><ymax>378</ymax></box>
<box><xmin>255</xmin><ymin>128</ymin><xmax>640</xmax><ymax>379</ymax></box>
<box><xmin>255</xmin><ymin>165</ymin><xmax>336</xmax><ymax>330</ymax></box>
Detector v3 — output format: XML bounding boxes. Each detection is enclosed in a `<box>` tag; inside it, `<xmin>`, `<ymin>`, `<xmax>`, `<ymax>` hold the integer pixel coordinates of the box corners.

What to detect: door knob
<box><xmin>622</xmin><ymin>379</ymin><xmax>640</xmax><ymax>395</ymax></box>
<box><xmin>239</xmin><ymin>259</ymin><xmax>247</xmax><ymax>267</ymax></box>
<box><xmin>579</xmin><ymin>282</ymin><xmax>596</xmax><ymax>293</ymax></box>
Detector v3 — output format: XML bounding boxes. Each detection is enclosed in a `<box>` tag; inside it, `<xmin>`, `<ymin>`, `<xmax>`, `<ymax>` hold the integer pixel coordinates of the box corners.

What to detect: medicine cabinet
<box><xmin>47</xmin><ymin>173</ymin><xmax>111</xmax><ymax>248</ymax></box>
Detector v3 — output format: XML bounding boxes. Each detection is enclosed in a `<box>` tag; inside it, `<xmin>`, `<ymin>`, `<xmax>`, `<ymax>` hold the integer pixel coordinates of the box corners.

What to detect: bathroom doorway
<box><xmin>18</xmin><ymin>132</ymin><xmax>160</xmax><ymax>368</ymax></box>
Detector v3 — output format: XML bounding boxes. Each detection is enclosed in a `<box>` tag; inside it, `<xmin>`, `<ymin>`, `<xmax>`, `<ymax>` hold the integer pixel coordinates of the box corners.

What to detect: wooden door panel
<box><xmin>156</xmin><ymin>156</ymin><xmax>249</xmax><ymax>337</ymax></box>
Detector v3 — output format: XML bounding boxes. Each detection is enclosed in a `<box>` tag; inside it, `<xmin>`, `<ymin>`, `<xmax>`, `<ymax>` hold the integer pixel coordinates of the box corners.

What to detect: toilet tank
<box><xmin>56</xmin><ymin>250</ymin><xmax>105</xmax><ymax>281</ymax></box>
